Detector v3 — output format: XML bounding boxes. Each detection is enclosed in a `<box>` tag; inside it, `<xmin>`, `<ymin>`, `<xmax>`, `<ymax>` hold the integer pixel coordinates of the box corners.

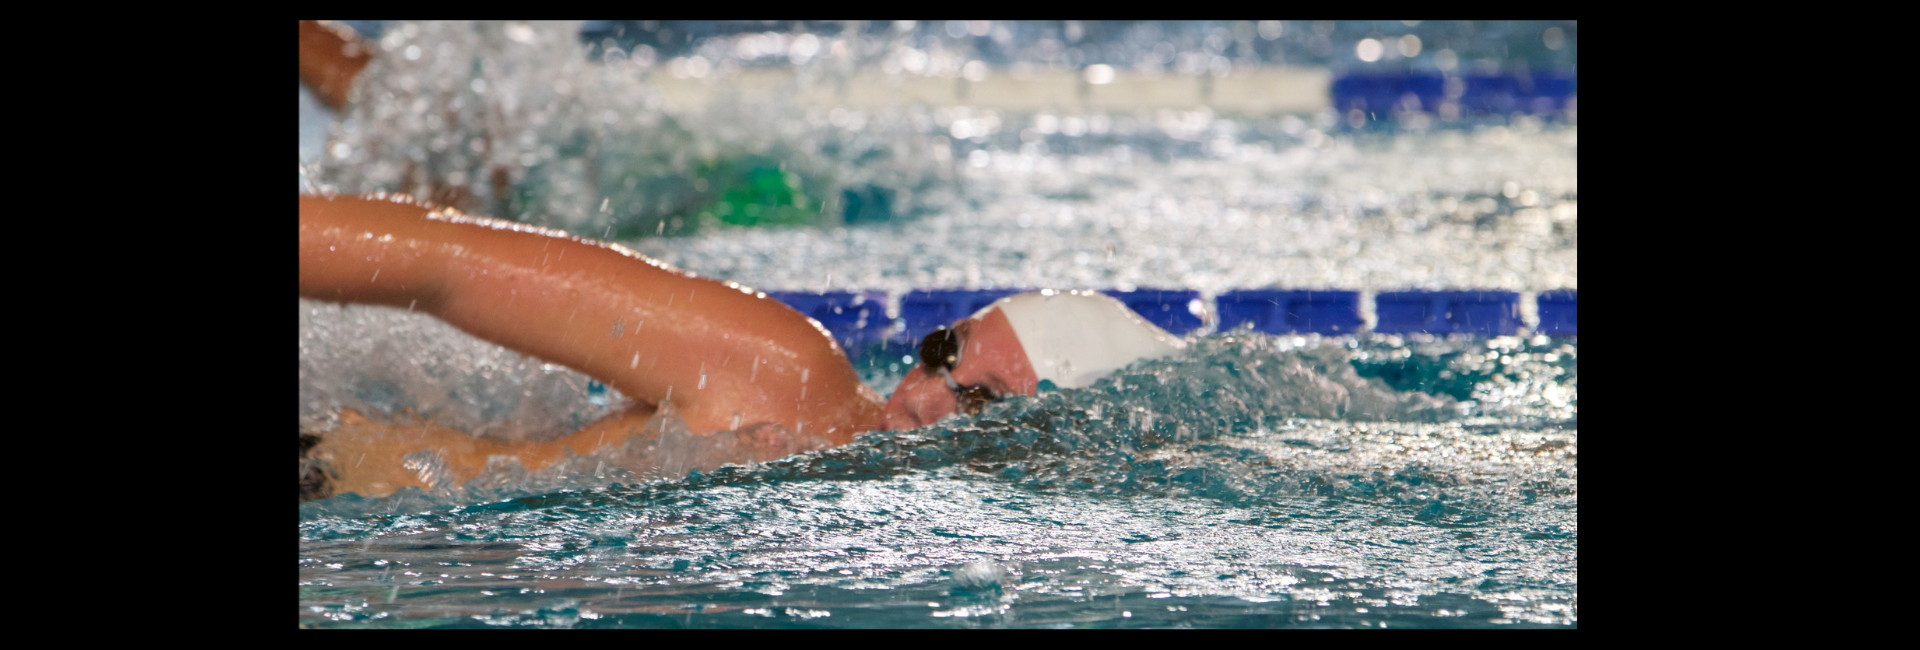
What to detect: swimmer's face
<box><xmin>881</xmin><ymin>308</ymin><xmax>1040</xmax><ymax>430</ymax></box>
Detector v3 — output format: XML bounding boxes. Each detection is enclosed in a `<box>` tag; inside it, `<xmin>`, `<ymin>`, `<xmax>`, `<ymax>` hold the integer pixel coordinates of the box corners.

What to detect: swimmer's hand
<box><xmin>298</xmin><ymin>20</ymin><xmax>372</xmax><ymax>110</ymax></box>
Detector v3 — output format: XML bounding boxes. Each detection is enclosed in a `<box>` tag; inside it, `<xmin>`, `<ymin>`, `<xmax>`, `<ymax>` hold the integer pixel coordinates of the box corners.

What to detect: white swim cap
<box><xmin>974</xmin><ymin>290</ymin><xmax>1186</xmax><ymax>389</ymax></box>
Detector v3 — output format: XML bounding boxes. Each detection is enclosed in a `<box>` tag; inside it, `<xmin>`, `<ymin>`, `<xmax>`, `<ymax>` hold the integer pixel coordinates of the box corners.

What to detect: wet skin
<box><xmin>301</xmin><ymin>194</ymin><xmax>901</xmax><ymax>495</ymax></box>
<box><xmin>299</xmin><ymin>195</ymin><xmax>1051</xmax><ymax>497</ymax></box>
<box><xmin>880</xmin><ymin>309</ymin><xmax>1041</xmax><ymax>431</ymax></box>
<box><xmin>301</xmin><ymin>194</ymin><xmax>887</xmax><ymax>442</ymax></box>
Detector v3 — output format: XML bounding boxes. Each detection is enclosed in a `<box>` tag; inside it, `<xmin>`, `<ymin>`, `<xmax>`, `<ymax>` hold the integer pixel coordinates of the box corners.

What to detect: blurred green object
<box><xmin>514</xmin><ymin>137</ymin><xmax>835</xmax><ymax>238</ymax></box>
<box><xmin>697</xmin><ymin>158</ymin><xmax>818</xmax><ymax>228</ymax></box>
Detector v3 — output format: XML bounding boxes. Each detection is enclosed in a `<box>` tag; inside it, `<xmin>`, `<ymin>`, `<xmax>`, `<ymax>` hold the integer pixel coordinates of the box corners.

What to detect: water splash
<box><xmin>300</xmin><ymin>299</ymin><xmax>631</xmax><ymax>443</ymax></box>
<box><xmin>298</xmin><ymin>330</ymin><xmax>1576</xmax><ymax>626</ymax></box>
<box><xmin>305</xmin><ymin>21</ymin><xmax>1576</xmax><ymax>298</ymax></box>
<box><xmin>301</xmin><ymin>374</ymin><xmax>1575</xmax><ymax>628</ymax></box>
<box><xmin>312</xmin><ymin>20</ymin><xmax>956</xmax><ymax>238</ymax></box>
<box><xmin>632</xmin><ymin>123</ymin><xmax>1577</xmax><ymax>296</ymax></box>
<box><xmin>302</xmin><ymin>331</ymin><xmax>1574</xmax><ymax>523</ymax></box>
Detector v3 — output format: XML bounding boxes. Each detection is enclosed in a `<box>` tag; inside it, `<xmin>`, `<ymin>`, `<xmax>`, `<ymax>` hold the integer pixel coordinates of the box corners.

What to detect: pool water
<box><xmin>299</xmin><ymin>21</ymin><xmax>1575</xmax><ymax>628</ymax></box>
<box><xmin>300</xmin><ymin>333</ymin><xmax>1575</xmax><ymax>628</ymax></box>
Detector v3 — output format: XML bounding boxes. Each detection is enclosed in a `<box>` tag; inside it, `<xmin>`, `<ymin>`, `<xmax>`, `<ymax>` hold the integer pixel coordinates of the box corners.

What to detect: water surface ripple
<box><xmin>300</xmin><ymin>334</ymin><xmax>1575</xmax><ymax>628</ymax></box>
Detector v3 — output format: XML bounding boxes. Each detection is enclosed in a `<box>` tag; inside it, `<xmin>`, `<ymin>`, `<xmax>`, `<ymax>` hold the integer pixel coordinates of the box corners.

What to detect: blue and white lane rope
<box><xmin>1331</xmin><ymin>71</ymin><xmax>1576</xmax><ymax>119</ymax></box>
<box><xmin>764</xmin><ymin>289</ymin><xmax>1578</xmax><ymax>359</ymax></box>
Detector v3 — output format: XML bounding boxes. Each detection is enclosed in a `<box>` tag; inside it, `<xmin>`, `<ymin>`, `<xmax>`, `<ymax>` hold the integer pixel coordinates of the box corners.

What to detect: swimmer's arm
<box><xmin>299</xmin><ymin>20</ymin><xmax>372</xmax><ymax>110</ymax></box>
<box><xmin>311</xmin><ymin>404</ymin><xmax>818</xmax><ymax>499</ymax></box>
<box><xmin>311</xmin><ymin>407</ymin><xmax>660</xmax><ymax>498</ymax></box>
<box><xmin>298</xmin><ymin>194</ymin><xmax>885</xmax><ymax>444</ymax></box>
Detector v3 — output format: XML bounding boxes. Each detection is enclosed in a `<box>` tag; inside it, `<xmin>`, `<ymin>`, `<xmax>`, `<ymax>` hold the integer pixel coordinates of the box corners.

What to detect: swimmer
<box><xmin>296</xmin><ymin>23</ymin><xmax>1186</xmax><ymax>500</ymax></box>
<box><xmin>299</xmin><ymin>194</ymin><xmax>1185</xmax><ymax>501</ymax></box>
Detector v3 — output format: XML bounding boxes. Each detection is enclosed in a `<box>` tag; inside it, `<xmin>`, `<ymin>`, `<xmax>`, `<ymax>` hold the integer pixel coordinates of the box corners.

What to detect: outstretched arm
<box><xmin>299</xmin><ymin>194</ymin><xmax>885</xmax><ymax>445</ymax></box>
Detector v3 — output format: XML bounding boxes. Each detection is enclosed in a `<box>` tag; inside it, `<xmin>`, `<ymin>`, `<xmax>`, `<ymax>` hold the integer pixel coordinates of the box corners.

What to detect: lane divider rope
<box><xmin>763</xmin><ymin>288</ymin><xmax>1578</xmax><ymax>360</ymax></box>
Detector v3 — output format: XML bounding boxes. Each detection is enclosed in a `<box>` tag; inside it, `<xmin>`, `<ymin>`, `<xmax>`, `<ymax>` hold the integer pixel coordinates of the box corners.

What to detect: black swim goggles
<box><xmin>919</xmin><ymin>327</ymin><xmax>998</xmax><ymax>415</ymax></box>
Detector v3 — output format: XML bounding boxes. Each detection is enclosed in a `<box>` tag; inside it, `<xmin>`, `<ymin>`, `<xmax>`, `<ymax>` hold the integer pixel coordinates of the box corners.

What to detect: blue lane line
<box><xmin>767</xmin><ymin>289</ymin><xmax>1575</xmax><ymax>361</ymax></box>
<box><xmin>760</xmin><ymin>290</ymin><xmax>890</xmax><ymax>352</ymax></box>
<box><xmin>1216</xmin><ymin>289</ymin><xmax>1362</xmax><ymax>335</ymax></box>
<box><xmin>1536</xmin><ymin>290</ymin><xmax>1577</xmax><ymax>336</ymax></box>
<box><xmin>1332</xmin><ymin>71</ymin><xmax>1576</xmax><ymax>118</ymax></box>
<box><xmin>896</xmin><ymin>289</ymin><xmax>1023</xmax><ymax>346</ymax></box>
<box><xmin>1374</xmin><ymin>290</ymin><xmax>1521</xmax><ymax>335</ymax></box>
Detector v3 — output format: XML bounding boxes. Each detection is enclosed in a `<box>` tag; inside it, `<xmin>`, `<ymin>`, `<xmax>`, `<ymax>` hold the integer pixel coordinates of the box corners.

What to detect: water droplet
<box><xmin>1084</xmin><ymin>64</ymin><xmax>1115</xmax><ymax>85</ymax></box>
<box><xmin>1355</xmin><ymin>39</ymin><xmax>1383</xmax><ymax>62</ymax></box>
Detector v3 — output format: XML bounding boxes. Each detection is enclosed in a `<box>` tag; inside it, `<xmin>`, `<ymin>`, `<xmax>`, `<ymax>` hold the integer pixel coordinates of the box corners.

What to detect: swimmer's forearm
<box><xmin>299</xmin><ymin>20</ymin><xmax>372</xmax><ymax>110</ymax></box>
<box><xmin>298</xmin><ymin>194</ymin><xmax>451</xmax><ymax>310</ymax></box>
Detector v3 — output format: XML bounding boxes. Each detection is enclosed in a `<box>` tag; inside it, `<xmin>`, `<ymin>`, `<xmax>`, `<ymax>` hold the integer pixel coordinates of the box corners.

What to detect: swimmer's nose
<box><xmin>881</xmin><ymin>366</ymin><xmax>958</xmax><ymax>430</ymax></box>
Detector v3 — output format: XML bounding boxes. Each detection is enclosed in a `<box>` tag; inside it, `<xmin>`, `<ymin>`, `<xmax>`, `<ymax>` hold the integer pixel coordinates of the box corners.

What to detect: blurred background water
<box><xmin>298</xmin><ymin>20</ymin><xmax>1575</xmax><ymax>628</ymax></box>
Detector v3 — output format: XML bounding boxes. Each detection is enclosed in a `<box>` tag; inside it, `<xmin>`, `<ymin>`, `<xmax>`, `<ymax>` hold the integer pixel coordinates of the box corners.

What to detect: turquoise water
<box><xmin>299</xmin><ymin>334</ymin><xmax>1575</xmax><ymax>628</ymax></box>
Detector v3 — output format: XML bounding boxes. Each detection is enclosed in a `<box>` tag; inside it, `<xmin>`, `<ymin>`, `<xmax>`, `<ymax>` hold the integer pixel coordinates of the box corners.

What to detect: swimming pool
<box><xmin>299</xmin><ymin>21</ymin><xmax>1575</xmax><ymax>628</ymax></box>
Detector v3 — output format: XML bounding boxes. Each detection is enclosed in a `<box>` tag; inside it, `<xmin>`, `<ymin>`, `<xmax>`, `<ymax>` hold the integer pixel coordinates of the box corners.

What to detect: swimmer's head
<box><xmin>881</xmin><ymin>291</ymin><xmax>1186</xmax><ymax>431</ymax></box>
<box><xmin>918</xmin><ymin>327</ymin><xmax>998</xmax><ymax>416</ymax></box>
<box><xmin>882</xmin><ymin>312</ymin><xmax>1036</xmax><ymax>430</ymax></box>
<box><xmin>882</xmin><ymin>327</ymin><xmax>966</xmax><ymax>431</ymax></box>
